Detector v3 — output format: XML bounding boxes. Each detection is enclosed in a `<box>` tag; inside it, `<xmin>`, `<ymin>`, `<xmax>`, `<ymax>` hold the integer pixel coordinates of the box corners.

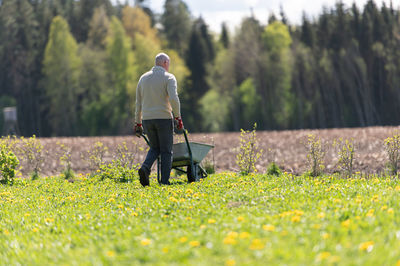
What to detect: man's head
<box><xmin>155</xmin><ymin>53</ymin><xmax>170</xmax><ymax>71</ymax></box>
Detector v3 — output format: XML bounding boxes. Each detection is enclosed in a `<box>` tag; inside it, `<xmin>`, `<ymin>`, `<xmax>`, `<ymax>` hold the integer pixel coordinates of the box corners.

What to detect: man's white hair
<box><xmin>155</xmin><ymin>53</ymin><xmax>170</xmax><ymax>66</ymax></box>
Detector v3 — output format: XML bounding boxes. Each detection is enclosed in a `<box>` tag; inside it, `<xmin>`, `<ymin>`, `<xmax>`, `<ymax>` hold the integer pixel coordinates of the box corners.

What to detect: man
<box><xmin>134</xmin><ymin>52</ymin><xmax>183</xmax><ymax>186</ymax></box>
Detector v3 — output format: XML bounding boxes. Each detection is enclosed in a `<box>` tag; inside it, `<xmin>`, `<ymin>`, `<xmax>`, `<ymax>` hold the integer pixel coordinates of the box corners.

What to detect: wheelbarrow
<box><xmin>141</xmin><ymin>130</ymin><xmax>214</xmax><ymax>183</ymax></box>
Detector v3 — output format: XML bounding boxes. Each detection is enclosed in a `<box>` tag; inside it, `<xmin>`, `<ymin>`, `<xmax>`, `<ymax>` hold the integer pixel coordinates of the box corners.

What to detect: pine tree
<box><xmin>161</xmin><ymin>0</ymin><xmax>192</xmax><ymax>57</ymax></box>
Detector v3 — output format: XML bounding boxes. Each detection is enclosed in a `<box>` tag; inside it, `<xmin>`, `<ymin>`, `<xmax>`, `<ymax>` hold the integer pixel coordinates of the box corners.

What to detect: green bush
<box><xmin>384</xmin><ymin>133</ymin><xmax>400</xmax><ymax>176</ymax></box>
<box><xmin>0</xmin><ymin>143</ymin><xmax>19</xmax><ymax>184</ymax></box>
<box><xmin>267</xmin><ymin>162</ymin><xmax>281</xmax><ymax>176</ymax></box>
<box><xmin>305</xmin><ymin>134</ymin><xmax>325</xmax><ymax>177</ymax></box>
<box><xmin>333</xmin><ymin>138</ymin><xmax>356</xmax><ymax>178</ymax></box>
<box><xmin>236</xmin><ymin>123</ymin><xmax>263</xmax><ymax>175</ymax></box>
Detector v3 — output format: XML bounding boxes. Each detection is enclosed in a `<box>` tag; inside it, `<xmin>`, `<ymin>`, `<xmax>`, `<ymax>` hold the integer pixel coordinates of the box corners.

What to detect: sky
<box><xmin>139</xmin><ymin>0</ymin><xmax>399</xmax><ymax>33</ymax></box>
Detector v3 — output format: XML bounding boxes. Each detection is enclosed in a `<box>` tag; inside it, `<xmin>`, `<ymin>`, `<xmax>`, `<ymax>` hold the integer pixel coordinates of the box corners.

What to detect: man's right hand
<box><xmin>175</xmin><ymin>117</ymin><xmax>184</xmax><ymax>130</ymax></box>
<box><xmin>134</xmin><ymin>123</ymin><xmax>143</xmax><ymax>137</ymax></box>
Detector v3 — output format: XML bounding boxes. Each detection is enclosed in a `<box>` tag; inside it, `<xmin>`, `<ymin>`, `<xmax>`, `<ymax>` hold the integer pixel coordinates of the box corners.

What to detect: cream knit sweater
<box><xmin>135</xmin><ymin>66</ymin><xmax>181</xmax><ymax>123</ymax></box>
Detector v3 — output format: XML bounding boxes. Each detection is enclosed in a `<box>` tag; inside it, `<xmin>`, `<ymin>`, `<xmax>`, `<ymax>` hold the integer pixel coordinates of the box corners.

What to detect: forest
<box><xmin>0</xmin><ymin>0</ymin><xmax>399</xmax><ymax>136</ymax></box>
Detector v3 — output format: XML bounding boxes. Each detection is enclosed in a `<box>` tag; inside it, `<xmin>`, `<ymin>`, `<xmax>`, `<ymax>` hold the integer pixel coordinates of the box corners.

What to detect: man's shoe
<box><xmin>138</xmin><ymin>168</ymin><xmax>149</xmax><ymax>187</ymax></box>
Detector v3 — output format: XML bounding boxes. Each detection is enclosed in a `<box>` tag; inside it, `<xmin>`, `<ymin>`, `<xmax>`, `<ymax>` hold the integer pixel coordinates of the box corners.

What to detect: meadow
<box><xmin>1</xmin><ymin>172</ymin><xmax>400</xmax><ymax>265</ymax></box>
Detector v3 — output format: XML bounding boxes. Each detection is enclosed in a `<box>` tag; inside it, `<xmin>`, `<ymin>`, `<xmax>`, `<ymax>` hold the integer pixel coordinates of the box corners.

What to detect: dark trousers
<box><xmin>141</xmin><ymin>119</ymin><xmax>173</xmax><ymax>184</ymax></box>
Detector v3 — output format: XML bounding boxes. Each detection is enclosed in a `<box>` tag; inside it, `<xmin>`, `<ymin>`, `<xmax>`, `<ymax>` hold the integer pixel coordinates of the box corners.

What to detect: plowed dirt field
<box><xmin>23</xmin><ymin>126</ymin><xmax>400</xmax><ymax>177</ymax></box>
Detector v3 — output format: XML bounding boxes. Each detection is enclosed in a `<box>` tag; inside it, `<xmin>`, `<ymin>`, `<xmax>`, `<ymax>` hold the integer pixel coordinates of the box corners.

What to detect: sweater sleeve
<box><xmin>135</xmin><ymin>79</ymin><xmax>142</xmax><ymax>124</ymax></box>
<box><xmin>167</xmin><ymin>74</ymin><xmax>181</xmax><ymax>118</ymax></box>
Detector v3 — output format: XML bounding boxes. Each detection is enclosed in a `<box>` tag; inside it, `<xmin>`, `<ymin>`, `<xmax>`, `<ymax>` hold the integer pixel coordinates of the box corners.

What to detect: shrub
<box><xmin>267</xmin><ymin>162</ymin><xmax>281</xmax><ymax>176</ymax></box>
<box><xmin>82</xmin><ymin>141</ymin><xmax>108</xmax><ymax>174</ymax></box>
<box><xmin>305</xmin><ymin>134</ymin><xmax>325</xmax><ymax>177</ymax></box>
<box><xmin>384</xmin><ymin>133</ymin><xmax>400</xmax><ymax>176</ymax></box>
<box><xmin>236</xmin><ymin>123</ymin><xmax>263</xmax><ymax>175</ymax></box>
<box><xmin>0</xmin><ymin>139</ymin><xmax>19</xmax><ymax>184</ymax></box>
<box><xmin>333</xmin><ymin>138</ymin><xmax>355</xmax><ymax>178</ymax></box>
<box><xmin>18</xmin><ymin>135</ymin><xmax>45</xmax><ymax>180</ymax></box>
<box><xmin>97</xmin><ymin>141</ymin><xmax>140</xmax><ymax>182</ymax></box>
<box><xmin>58</xmin><ymin>142</ymin><xmax>74</xmax><ymax>180</ymax></box>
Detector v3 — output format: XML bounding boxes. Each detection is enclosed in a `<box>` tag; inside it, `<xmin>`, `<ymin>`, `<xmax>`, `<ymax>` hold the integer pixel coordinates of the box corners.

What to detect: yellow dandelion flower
<box><xmin>186</xmin><ymin>189</ymin><xmax>193</xmax><ymax>194</ymax></box>
<box><xmin>388</xmin><ymin>208</ymin><xmax>394</xmax><ymax>214</ymax></box>
<box><xmin>223</xmin><ymin>237</ymin><xmax>237</xmax><ymax>245</ymax></box>
<box><xmin>291</xmin><ymin>215</ymin><xmax>301</xmax><ymax>223</ymax></box>
<box><xmin>359</xmin><ymin>241</ymin><xmax>374</xmax><ymax>252</ymax></box>
<box><xmin>200</xmin><ymin>224</ymin><xmax>206</xmax><ymax>229</ymax></box>
<box><xmin>44</xmin><ymin>218</ymin><xmax>54</xmax><ymax>223</ymax></box>
<box><xmin>239</xmin><ymin>232</ymin><xmax>250</xmax><ymax>239</ymax></box>
<box><xmin>281</xmin><ymin>230</ymin><xmax>288</xmax><ymax>236</ymax></box>
<box><xmin>317</xmin><ymin>212</ymin><xmax>325</xmax><ymax>219</ymax></box>
<box><xmin>227</xmin><ymin>231</ymin><xmax>238</xmax><ymax>238</ymax></box>
<box><xmin>189</xmin><ymin>241</ymin><xmax>200</xmax><ymax>247</ymax></box>
<box><xmin>24</xmin><ymin>213</ymin><xmax>31</xmax><ymax>217</ymax></box>
<box><xmin>3</xmin><ymin>230</ymin><xmax>10</xmax><ymax>235</ymax></box>
<box><xmin>249</xmin><ymin>239</ymin><xmax>264</xmax><ymax>250</ymax></box>
<box><xmin>381</xmin><ymin>205</ymin><xmax>388</xmax><ymax>211</ymax></box>
<box><xmin>395</xmin><ymin>185</ymin><xmax>400</xmax><ymax>191</ymax></box>
<box><xmin>341</xmin><ymin>219</ymin><xmax>351</xmax><ymax>228</ymax></box>
<box><xmin>32</xmin><ymin>228</ymin><xmax>39</xmax><ymax>233</ymax></box>
<box><xmin>162</xmin><ymin>247</ymin><xmax>169</xmax><ymax>253</ymax></box>
<box><xmin>208</xmin><ymin>219</ymin><xmax>216</xmax><ymax>224</ymax></box>
<box><xmin>317</xmin><ymin>251</ymin><xmax>331</xmax><ymax>260</ymax></box>
<box><xmin>366</xmin><ymin>209</ymin><xmax>374</xmax><ymax>217</ymax></box>
<box><xmin>179</xmin><ymin>236</ymin><xmax>188</xmax><ymax>243</ymax></box>
<box><xmin>106</xmin><ymin>198</ymin><xmax>115</xmax><ymax>203</ymax></box>
<box><xmin>131</xmin><ymin>212</ymin><xmax>138</xmax><ymax>217</ymax></box>
<box><xmin>185</xmin><ymin>217</ymin><xmax>192</xmax><ymax>221</ymax></box>
<box><xmin>294</xmin><ymin>210</ymin><xmax>304</xmax><ymax>216</ymax></box>
<box><xmin>225</xmin><ymin>259</ymin><xmax>236</xmax><ymax>266</ymax></box>
<box><xmin>371</xmin><ymin>195</ymin><xmax>379</xmax><ymax>202</ymax></box>
<box><xmin>141</xmin><ymin>238</ymin><xmax>151</xmax><ymax>246</ymax></box>
<box><xmin>237</xmin><ymin>216</ymin><xmax>245</xmax><ymax>222</ymax></box>
<box><xmin>117</xmin><ymin>205</ymin><xmax>124</xmax><ymax>209</ymax></box>
<box><xmin>106</xmin><ymin>251</ymin><xmax>115</xmax><ymax>257</ymax></box>
<box><xmin>322</xmin><ymin>233</ymin><xmax>330</xmax><ymax>239</ymax></box>
<box><xmin>312</xmin><ymin>224</ymin><xmax>321</xmax><ymax>229</ymax></box>
<box><xmin>333</xmin><ymin>199</ymin><xmax>341</xmax><ymax>204</ymax></box>
<box><xmin>263</xmin><ymin>224</ymin><xmax>275</xmax><ymax>232</ymax></box>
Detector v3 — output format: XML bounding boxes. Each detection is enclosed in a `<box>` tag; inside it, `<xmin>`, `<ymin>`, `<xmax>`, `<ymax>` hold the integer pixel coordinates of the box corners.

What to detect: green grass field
<box><xmin>1</xmin><ymin>173</ymin><xmax>400</xmax><ymax>265</ymax></box>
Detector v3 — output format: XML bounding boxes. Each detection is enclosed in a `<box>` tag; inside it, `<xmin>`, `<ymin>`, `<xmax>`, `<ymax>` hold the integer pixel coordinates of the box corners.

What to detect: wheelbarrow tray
<box><xmin>172</xmin><ymin>142</ymin><xmax>214</xmax><ymax>167</ymax></box>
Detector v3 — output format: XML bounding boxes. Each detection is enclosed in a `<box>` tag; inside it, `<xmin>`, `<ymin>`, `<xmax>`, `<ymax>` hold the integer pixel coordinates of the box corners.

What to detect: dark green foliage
<box><xmin>267</xmin><ymin>162</ymin><xmax>281</xmax><ymax>176</ymax></box>
<box><xmin>1</xmin><ymin>0</ymin><xmax>400</xmax><ymax>136</ymax></box>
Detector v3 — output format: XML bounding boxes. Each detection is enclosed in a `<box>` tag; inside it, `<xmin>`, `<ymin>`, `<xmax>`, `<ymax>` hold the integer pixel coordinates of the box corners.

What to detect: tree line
<box><xmin>0</xmin><ymin>0</ymin><xmax>399</xmax><ymax>136</ymax></box>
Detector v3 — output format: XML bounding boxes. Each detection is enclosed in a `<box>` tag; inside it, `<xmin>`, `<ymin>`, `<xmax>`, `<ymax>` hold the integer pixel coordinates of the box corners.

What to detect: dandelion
<box><xmin>317</xmin><ymin>212</ymin><xmax>325</xmax><ymax>219</ymax></box>
<box><xmin>162</xmin><ymin>247</ymin><xmax>169</xmax><ymax>253</ymax></box>
<box><xmin>291</xmin><ymin>215</ymin><xmax>301</xmax><ymax>223</ymax></box>
<box><xmin>359</xmin><ymin>241</ymin><xmax>374</xmax><ymax>252</ymax></box>
<box><xmin>388</xmin><ymin>208</ymin><xmax>394</xmax><ymax>214</ymax></box>
<box><xmin>208</xmin><ymin>219</ymin><xmax>216</xmax><ymax>224</ymax></box>
<box><xmin>106</xmin><ymin>198</ymin><xmax>115</xmax><ymax>203</ymax></box>
<box><xmin>106</xmin><ymin>251</ymin><xmax>115</xmax><ymax>257</ymax></box>
<box><xmin>44</xmin><ymin>218</ymin><xmax>54</xmax><ymax>223</ymax></box>
<box><xmin>371</xmin><ymin>195</ymin><xmax>379</xmax><ymax>202</ymax></box>
<box><xmin>341</xmin><ymin>219</ymin><xmax>350</xmax><ymax>228</ymax></box>
<box><xmin>237</xmin><ymin>216</ymin><xmax>244</xmax><ymax>222</ymax></box>
<box><xmin>316</xmin><ymin>251</ymin><xmax>331</xmax><ymax>261</ymax></box>
<box><xmin>32</xmin><ymin>228</ymin><xmax>39</xmax><ymax>233</ymax></box>
<box><xmin>24</xmin><ymin>213</ymin><xmax>31</xmax><ymax>217</ymax></box>
<box><xmin>322</xmin><ymin>233</ymin><xmax>330</xmax><ymax>239</ymax></box>
<box><xmin>117</xmin><ymin>205</ymin><xmax>124</xmax><ymax>209</ymax></box>
<box><xmin>3</xmin><ymin>230</ymin><xmax>10</xmax><ymax>235</ymax></box>
<box><xmin>312</xmin><ymin>224</ymin><xmax>321</xmax><ymax>229</ymax></box>
<box><xmin>381</xmin><ymin>205</ymin><xmax>388</xmax><ymax>211</ymax></box>
<box><xmin>131</xmin><ymin>212</ymin><xmax>138</xmax><ymax>217</ymax></box>
<box><xmin>223</xmin><ymin>237</ymin><xmax>237</xmax><ymax>245</ymax></box>
<box><xmin>189</xmin><ymin>241</ymin><xmax>200</xmax><ymax>247</ymax></box>
<box><xmin>395</xmin><ymin>185</ymin><xmax>400</xmax><ymax>191</ymax></box>
<box><xmin>185</xmin><ymin>217</ymin><xmax>192</xmax><ymax>221</ymax></box>
<box><xmin>262</xmin><ymin>224</ymin><xmax>275</xmax><ymax>232</ymax></box>
<box><xmin>179</xmin><ymin>236</ymin><xmax>188</xmax><ymax>243</ymax></box>
<box><xmin>249</xmin><ymin>239</ymin><xmax>264</xmax><ymax>250</ymax></box>
<box><xmin>169</xmin><ymin>196</ymin><xmax>178</xmax><ymax>203</ymax></box>
<box><xmin>186</xmin><ymin>189</ymin><xmax>193</xmax><ymax>194</ymax></box>
<box><xmin>239</xmin><ymin>232</ymin><xmax>250</xmax><ymax>239</ymax></box>
<box><xmin>200</xmin><ymin>224</ymin><xmax>206</xmax><ymax>229</ymax></box>
<box><xmin>227</xmin><ymin>231</ymin><xmax>238</xmax><ymax>238</ymax></box>
<box><xmin>225</xmin><ymin>259</ymin><xmax>236</xmax><ymax>266</ymax></box>
<box><xmin>140</xmin><ymin>238</ymin><xmax>151</xmax><ymax>246</ymax></box>
<box><xmin>366</xmin><ymin>209</ymin><xmax>375</xmax><ymax>217</ymax></box>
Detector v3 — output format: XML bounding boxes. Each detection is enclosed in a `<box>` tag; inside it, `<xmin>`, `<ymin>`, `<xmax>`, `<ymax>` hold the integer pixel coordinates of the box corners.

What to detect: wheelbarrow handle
<box><xmin>141</xmin><ymin>133</ymin><xmax>150</xmax><ymax>146</ymax></box>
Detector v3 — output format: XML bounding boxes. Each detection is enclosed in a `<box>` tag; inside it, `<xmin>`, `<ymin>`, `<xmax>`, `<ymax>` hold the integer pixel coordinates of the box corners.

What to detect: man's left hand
<box><xmin>134</xmin><ymin>123</ymin><xmax>143</xmax><ymax>137</ymax></box>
